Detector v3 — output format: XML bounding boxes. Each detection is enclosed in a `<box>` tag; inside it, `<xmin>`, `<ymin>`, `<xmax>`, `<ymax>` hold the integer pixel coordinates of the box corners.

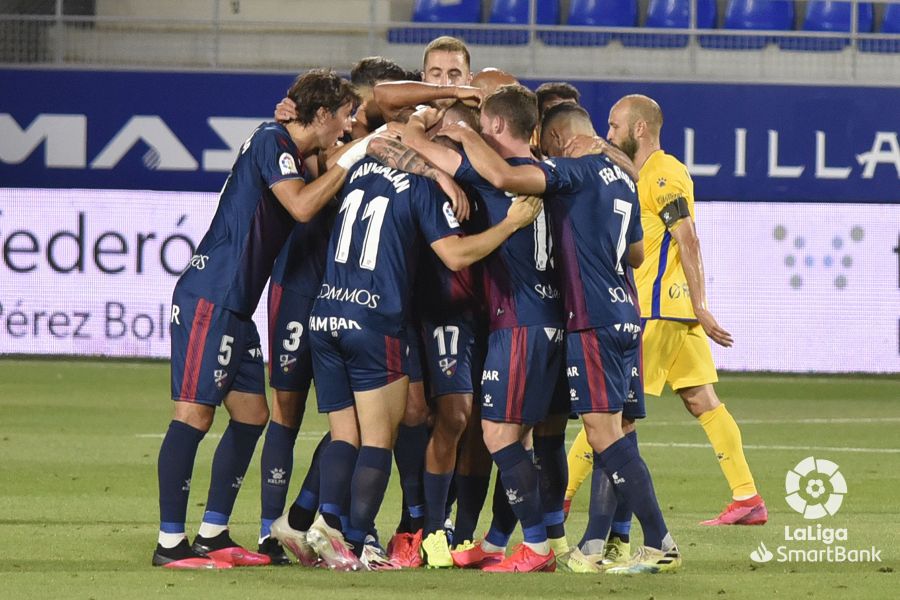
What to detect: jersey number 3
<box><xmin>335</xmin><ymin>189</ymin><xmax>389</xmax><ymax>271</ymax></box>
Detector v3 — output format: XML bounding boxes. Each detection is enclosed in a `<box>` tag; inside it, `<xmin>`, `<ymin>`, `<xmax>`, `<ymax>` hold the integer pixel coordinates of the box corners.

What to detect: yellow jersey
<box><xmin>634</xmin><ymin>150</ymin><xmax>697</xmax><ymax>321</ymax></box>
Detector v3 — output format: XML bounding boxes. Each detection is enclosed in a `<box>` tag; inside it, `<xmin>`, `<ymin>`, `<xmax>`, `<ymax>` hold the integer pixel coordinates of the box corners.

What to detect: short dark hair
<box><xmin>535</xmin><ymin>82</ymin><xmax>581</xmax><ymax>115</ymax></box>
<box><xmin>287</xmin><ymin>69</ymin><xmax>360</xmax><ymax>126</ymax></box>
<box><xmin>350</xmin><ymin>57</ymin><xmax>408</xmax><ymax>88</ymax></box>
<box><xmin>444</xmin><ymin>101</ymin><xmax>481</xmax><ymax>132</ymax></box>
<box><xmin>423</xmin><ymin>36</ymin><xmax>471</xmax><ymax>70</ymax></box>
<box><xmin>482</xmin><ymin>84</ymin><xmax>538</xmax><ymax>142</ymax></box>
<box><xmin>540</xmin><ymin>102</ymin><xmax>594</xmax><ymax>145</ymax></box>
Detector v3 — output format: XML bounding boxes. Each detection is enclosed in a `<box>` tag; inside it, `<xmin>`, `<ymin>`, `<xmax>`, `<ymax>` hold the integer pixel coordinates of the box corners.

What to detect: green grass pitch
<box><xmin>1</xmin><ymin>359</ymin><xmax>897</xmax><ymax>599</ymax></box>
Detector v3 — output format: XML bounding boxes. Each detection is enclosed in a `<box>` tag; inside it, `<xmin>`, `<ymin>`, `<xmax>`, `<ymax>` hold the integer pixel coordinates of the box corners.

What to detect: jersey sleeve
<box><xmin>413</xmin><ymin>178</ymin><xmax>463</xmax><ymax>244</ymax></box>
<box><xmin>535</xmin><ymin>157</ymin><xmax>581</xmax><ymax>194</ymax></box>
<box><xmin>255</xmin><ymin>127</ymin><xmax>305</xmax><ymax>188</ymax></box>
<box><xmin>453</xmin><ymin>149</ymin><xmax>485</xmax><ymax>187</ymax></box>
<box><xmin>647</xmin><ymin>162</ymin><xmax>691</xmax><ymax>230</ymax></box>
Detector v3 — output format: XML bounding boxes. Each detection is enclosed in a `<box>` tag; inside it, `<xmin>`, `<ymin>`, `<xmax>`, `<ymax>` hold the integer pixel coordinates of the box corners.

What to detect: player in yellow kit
<box><xmin>565</xmin><ymin>94</ymin><xmax>767</xmax><ymax>542</ymax></box>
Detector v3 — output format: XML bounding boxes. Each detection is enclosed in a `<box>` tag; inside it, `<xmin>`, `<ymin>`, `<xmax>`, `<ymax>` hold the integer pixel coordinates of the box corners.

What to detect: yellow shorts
<box><xmin>641</xmin><ymin>319</ymin><xmax>718</xmax><ymax>396</ymax></box>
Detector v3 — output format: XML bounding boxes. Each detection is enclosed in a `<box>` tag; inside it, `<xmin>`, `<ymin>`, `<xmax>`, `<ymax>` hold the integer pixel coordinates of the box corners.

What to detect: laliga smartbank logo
<box><xmin>749</xmin><ymin>457</ymin><xmax>881</xmax><ymax>564</ymax></box>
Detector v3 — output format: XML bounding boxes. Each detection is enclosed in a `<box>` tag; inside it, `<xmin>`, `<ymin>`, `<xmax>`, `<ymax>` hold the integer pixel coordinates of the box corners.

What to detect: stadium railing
<box><xmin>0</xmin><ymin>0</ymin><xmax>899</xmax><ymax>84</ymax></box>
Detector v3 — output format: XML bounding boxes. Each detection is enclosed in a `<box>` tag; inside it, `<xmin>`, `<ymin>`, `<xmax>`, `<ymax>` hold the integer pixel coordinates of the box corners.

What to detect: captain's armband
<box><xmin>658</xmin><ymin>197</ymin><xmax>690</xmax><ymax>228</ymax></box>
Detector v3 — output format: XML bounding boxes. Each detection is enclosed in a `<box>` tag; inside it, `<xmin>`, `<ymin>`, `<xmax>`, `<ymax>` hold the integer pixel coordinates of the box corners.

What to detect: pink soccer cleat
<box><xmin>701</xmin><ymin>495</ymin><xmax>768</xmax><ymax>526</ymax></box>
<box><xmin>482</xmin><ymin>544</ymin><xmax>556</xmax><ymax>573</ymax></box>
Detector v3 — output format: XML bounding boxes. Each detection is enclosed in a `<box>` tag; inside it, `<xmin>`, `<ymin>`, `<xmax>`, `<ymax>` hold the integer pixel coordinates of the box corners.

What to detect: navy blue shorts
<box><xmin>309</xmin><ymin>319</ymin><xmax>410</xmax><ymax>414</ymax></box>
<box><xmin>267</xmin><ymin>283</ymin><xmax>315</xmax><ymax>393</ymax></box>
<box><xmin>480</xmin><ymin>325</ymin><xmax>565</xmax><ymax>425</ymax></box>
<box><xmin>170</xmin><ymin>290</ymin><xmax>265</xmax><ymax>406</ymax></box>
<box><xmin>566</xmin><ymin>325</ymin><xmax>644</xmax><ymax>416</ymax></box>
<box><xmin>420</xmin><ymin>315</ymin><xmax>481</xmax><ymax>399</ymax></box>
<box><xmin>406</xmin><ymin>323</ymin><xmax>424</xmax><ymax>384</ymax></box>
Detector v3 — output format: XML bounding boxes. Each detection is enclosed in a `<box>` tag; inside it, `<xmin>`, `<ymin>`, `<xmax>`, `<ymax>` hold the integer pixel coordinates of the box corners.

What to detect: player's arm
<box><xmin>373</xmin><ymin>81</ymin><xmax>483</xmax><ymax>122</ymax></box>
<box><xmin>627</xmin><ymin>240</ymin><xmax>644</xmax><ymax>269</ymax></box>
<box><xmin>398</xmin><ymin>106</ymin><xmax>466</xmax><ymax>177</ymax></box>
<box><xmin>563</xmin><ymin>134</ymin><xmax>640</xmax><ymax>182</ymax></box>
<box><xmin>367</xmin><ymin>134</ymin><xmax>470</xmax><ymax>222</ymax></box>
<box><xmin>431</xmin><ymin>196</ymin><xmax>543</xmax><ymax>272</ymax></box>
<box><xmin>667</xmin><ymin>211</ymin><xmax>733</xmax><ymax>347</ymax></box>
<box><xmin>271</xmin><ymin>163</ymin><xmax>349</xmax><ymax>223</ymax></box>
<box><xmin>439</xmin><ymin>122</ymin><xmax>546</xmax><ymax>195</ymax></box>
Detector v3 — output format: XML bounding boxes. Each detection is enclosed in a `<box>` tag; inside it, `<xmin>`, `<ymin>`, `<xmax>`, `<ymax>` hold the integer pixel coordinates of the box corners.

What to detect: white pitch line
<box><xmin>566</xmin><ymin>416</ymin><xmax>900</xmax><ymax>428</ymax></box>
<box><xmin>638</xmin><ymin>442</ymin><xmax>900</xmax><ymax>454</ymax></box>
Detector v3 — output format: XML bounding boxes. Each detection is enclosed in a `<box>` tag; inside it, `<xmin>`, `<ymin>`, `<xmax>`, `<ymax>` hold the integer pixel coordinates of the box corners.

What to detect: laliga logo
<box><xmin>785</xmin><ymin>456</ymin><xmax>847</xmax><ymax>520</ymax></box>
<box><xmin>750</xmin><ymin>542</ymin><xmax>774</xmax><ymax>563</ymax></box>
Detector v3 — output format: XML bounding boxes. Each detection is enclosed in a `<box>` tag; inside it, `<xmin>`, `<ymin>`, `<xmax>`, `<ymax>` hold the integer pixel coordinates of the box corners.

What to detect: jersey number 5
<box><xmin>335</xmin><ymin>189</ymin><xmax>389</xmax><ymax>271</ymax></box>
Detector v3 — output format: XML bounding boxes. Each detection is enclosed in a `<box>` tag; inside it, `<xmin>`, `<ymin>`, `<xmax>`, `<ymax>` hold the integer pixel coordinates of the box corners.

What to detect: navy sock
<box><xmin>423</xmin><ymin>471</ymin><xmax>454</xmax><ymax>535</ymax></box>
<box><xmin>534</xmin><ymin>434</ymin><xmax>568</xmax><ymax>540</ymax></box>
<box><xmin>203</xmin><ymin>420</ymin><xmax>264</xmax><ymax>527</ymax></box>
<box><xmin>492</xmin><ymin>443</ymin><xmax>547</xmax><ymax>545</ymax></box>
<box><xmin>288</xmin><ymin>432</ymin><xmax>330</xmax><ymax>531</ymax></box>
<box><xmin>452</xmin><ymin>473</ymin><xmax>489</xmax><ymax>544</ymax></box>
<box><xmin>610</xmin><ymin>430</ymin><xmax>636</xmax><ymax>542</ymax></box>
<box><xmin>158</xmin><ymin>420</ymin><xmax>206</xmax><ymax>533</ymax></box>
<box><xmin>349</xmin><ymin>446</ymin><xmax>393</xmax><ymax>551</ymax></box>
<box><xmin>579</xmin><ymin>454</ymin><xmax>618</xmax><ymax>549</ymax></box>
<box><xmin>394</xmin><ymin>424</ymin><xmax>428</xmax><ymax>531</ymax></box>
<box><xmin>318</xmin><ymin>439</ymin><xmax>358</xmax><ymax>531</ymax></box>
<box><xmin>598</xmin><ymin>436</ymin><xmax>668</xmax><ymax>549</ymax></box>
<box><xmin>259</xmin><ymin>421</ymin><xmax>299</xmax><ymax>538</ymax></box>
<box><xmin>485</xmin><ymin>469</ymin><xmax>517</xmax><ymax>547</ymax></box>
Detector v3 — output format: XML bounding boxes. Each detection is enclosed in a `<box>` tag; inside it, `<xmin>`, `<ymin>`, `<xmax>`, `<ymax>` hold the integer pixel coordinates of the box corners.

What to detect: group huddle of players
<box><xmin>153</xmin><ymin>35</ymin><xmax>767</xmax><ymax>574</ymax></box>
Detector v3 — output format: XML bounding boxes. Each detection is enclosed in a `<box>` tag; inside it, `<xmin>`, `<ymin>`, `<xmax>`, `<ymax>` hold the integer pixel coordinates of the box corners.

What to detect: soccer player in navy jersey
<box><xmin>401</xmin><ymin>85</ymin><xmax>567</xmax><ymax>573</ymax></box>
<box><xmin>440</xmin><ymin>102</ymin><xmax>682</xmax><ymax>574</ymax></box>
<box><xmin>152</xmin><ymin>69</ymin><xmax>362</xmax><ymax>570</ymax></box>
<box><xmin>301</xmin><ymin>135</ymin><xmax>542</xmax><ymax>571</ymax></box>
<box><xmin>260</xmin><ymin>57</ymin><xmax>413</xmax><ymax>567</ymax></box>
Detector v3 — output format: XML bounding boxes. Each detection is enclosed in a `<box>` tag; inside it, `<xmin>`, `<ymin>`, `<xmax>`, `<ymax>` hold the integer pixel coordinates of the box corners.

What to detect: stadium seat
<box><xmin>543</xmin><ymin>0</ymin><xmax>638</xmax><ymax>46</ymax></box>
<box><xmin>388</xmin><ymin>0</ymin><xmax>483</xmax><ymax>45</ymax></box>
<box><xmin>859</xmin><ymin>4</ymin><xmax>900</xmax><ymax>53</ymax></box>
<box><xmin>485</xmin><ymin>0</ymin><xmax>560</xmax><ymax>45</ymax></box>
<box><xmin>780</xmin><ymin>1</ymin><xmax>874</xmax><ymax>51</ymax></box>
<box><xmin>622</xmin><ymin>0</ymin><xmax>717</xmax><ymax>48</ymax></box>
<box><xmin>701</xmin><ymin>0</ymin><xmax>794</xmax><ymax>49</ymax></box>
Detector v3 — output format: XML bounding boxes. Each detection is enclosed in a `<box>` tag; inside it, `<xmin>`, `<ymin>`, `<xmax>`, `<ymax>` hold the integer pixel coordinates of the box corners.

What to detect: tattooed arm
<box><xmin>367</xmin><ymin>135</ymin><xmax>470</xmax><ymax>221</ymax></box>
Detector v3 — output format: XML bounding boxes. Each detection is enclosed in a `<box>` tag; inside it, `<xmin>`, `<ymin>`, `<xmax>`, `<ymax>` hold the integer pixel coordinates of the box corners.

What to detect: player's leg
<box><xmin>564</xmin><ymin>426</ymin><xmax>593</xmax><ymax>518</ymax></box>
<box><xmin>451</xmin><ymin>401</ymin><xmax>492</xmax><ymax>549</ymax></box>
<box><xmin>671</xmin><ymin>323</ymin><xmax>765</xmax><ymax>525</ymax></box>
<box><xmin>348</xmin><ymin>376</ymin><xmax>408</xmax><ymax>570</ymax></box>
<box><xmin>534</xmin><ymin>411</ymin><xmax>569</xmax><ymax>558</ymax></box>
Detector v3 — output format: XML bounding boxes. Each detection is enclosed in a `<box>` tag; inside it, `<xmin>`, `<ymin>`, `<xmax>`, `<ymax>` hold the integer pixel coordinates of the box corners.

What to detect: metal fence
<box><xmin>1</xmin><ymin>0</ymin><xmax>899</xmax><ymax>84</ymax></box>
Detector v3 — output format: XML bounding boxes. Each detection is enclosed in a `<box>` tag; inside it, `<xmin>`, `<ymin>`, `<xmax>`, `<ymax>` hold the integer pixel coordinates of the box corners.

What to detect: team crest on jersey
<box><xmin>279</xmin><ymin>354</ymin><xmax>296</xmax><ymax>373</ymax></box>
<box><xmin>279</xmin><ymin>152</ymin><xmax>298</xmax><ymax>176</ymax></box>
<box><xmin>657</xmin><ymin>177</ymin><xmax>667</xmax><ymax>187</ymax></box>
<box><xmin>213</xmin><ymin>369</ymin><xmax>228</xmax><ymax>388</ymax></box>
<box><xmin>438</xmin><ymin>357</ymin><xmax>457</xmax><ymax>377</ymax></box>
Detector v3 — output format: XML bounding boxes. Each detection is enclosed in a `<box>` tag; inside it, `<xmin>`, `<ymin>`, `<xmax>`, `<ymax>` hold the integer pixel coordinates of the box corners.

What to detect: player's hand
<box><xmin>435</xmin><ymin>171</ymin><xmax>470</xmax><ymax>222</ymax></box>
<box><xmin>506</xmin><ymin>195</ymin><xmax>543</xmax><ymax>230</ymax></box>
<box><xmin>274</xmin><ymin>97</ymin><xmax>298</xmax><ymax>123</ymax></box>
<box><xmin>411</xmin><ymin>105</ymin><xmax>449</xmax><ymax>131</ymax></box>
<box><xmin>695</xmin><ymin>308</ymin><xmax>734</xmax><ymax>347</ymax></box>
<box><xmin>383</xmin><ymin>121</ymin><xmax>405</xmax><ymax>139</ymax></box>
<box><xmin>438</xmin><ymin>121</ymin><xmax>476</xmax><ymax>143</ymax></box>
<box><xmin>454</xmin><ymin>85</ymin><xmax>484</xmax><ymax>107</ymax></box>
<box><xmin>564</xmin><ymin>134</ymin><xmax>608</xmax><ymax>158</ymax></box>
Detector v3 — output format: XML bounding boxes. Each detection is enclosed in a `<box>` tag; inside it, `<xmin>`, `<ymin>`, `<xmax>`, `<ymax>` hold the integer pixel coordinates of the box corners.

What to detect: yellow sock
<box><xmin>698</xmin><ymin>404</ymin><xmax>757</xmax><ymax>499</ymax></box>
<box><xmin>566</xmin><ymin>426</ymin><xmax>594</xmax><ymax>501</ymax></box>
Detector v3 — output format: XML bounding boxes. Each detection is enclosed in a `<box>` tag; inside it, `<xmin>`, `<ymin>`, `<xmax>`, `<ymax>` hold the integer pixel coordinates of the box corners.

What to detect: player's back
<box><xmin>270</xmin><ymin>203</ymin><xmax>335</xmax><ymax>298</ymax></box>
<box><xmin>539</xmin><ymin>154</ymin><xmax>642</xmax><ymax>331</ymax></box>
<box><xmin>634</xmin><ymin>150</ymin><xmax>696</xmax><ymax>321</ymax></box>
<box><xmin>454</xmin><ymin>151</ymin><xmax>562</xmax><ymax>331</ymax></box>
<box><xmin>312</xmin><ymin>157</ymin><xmax>461</xmax><ymax>337</ymax></box>
<box><xmin>176</xmin><ymin>122</ymin><xmax>301</xmax><ymax>316</ymax></box>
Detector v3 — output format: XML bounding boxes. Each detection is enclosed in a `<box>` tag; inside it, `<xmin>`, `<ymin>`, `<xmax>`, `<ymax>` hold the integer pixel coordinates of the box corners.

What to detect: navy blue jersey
<box><xmin>270</xmin><ymin>202</ymin><xmax>335</xmax><ymax>298</ymax></box>
<box><xmin>176</xmin><ymin>122</ymin><xmax>304</xmax><ymax>316</ymax></box>
<box><xmin>537</xmin><ymin>154</ymin><xmax>643</xmax><ymax>331</ymax></box>
<box><xmin>455</xmin><ymin>150</ymin><xmax>562</xmax><ymax>331</ymax></box>
<box><xmin>311</xmin><ymin>158</ymin><xmax>462</xmax><ymax>337</ymax></box>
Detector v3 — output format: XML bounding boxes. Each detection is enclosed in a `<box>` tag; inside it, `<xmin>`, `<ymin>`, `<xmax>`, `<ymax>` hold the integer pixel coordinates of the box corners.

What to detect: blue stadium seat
<box><xmin>543</xmin><ymin>0</ymin><xmax>638</xmax><ymax>46</ymax></box>
<box><xmin>859</xmin><ymin>4</ymin><xmax>900</xmax><ymax>52</ymax></box>
<box><xmin>780</xmin><ymin>1</ymin><xmax>874</xmax><ymax>51</ymax></box>
<box><xmin>388</xmin><ymin>0</ymin><xmax>483</xmax><ymax>45</ymax></box>
<box><xmin>701</xmin><ymin>0</ymin><xmax>794</xmax><ymax>50</ymax></box>
<box><xmin>483</xmin><ymin>0</ymin><xmax>560</xmax><ymax>45</ymax></box>
<box><xmin>622</xmin><ymin>0</ymin><xmax>717</xmax><ymax>48</ymax></box>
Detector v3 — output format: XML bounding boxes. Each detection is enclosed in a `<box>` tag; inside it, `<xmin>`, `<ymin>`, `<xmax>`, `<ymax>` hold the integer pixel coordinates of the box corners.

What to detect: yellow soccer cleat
<box><xmin>556</xmin><ymin>546</ymin><xmax>602</xmax><ymax>573</ymax></box>
<box><xmin>601</xmin><ymin>537</ymin><xmax>631</xmax><ymax>566</ymax></box>
<box><xmin>420</xmin><ymin>530</ymin><xmax>454</xmax><ymax>568</ymax></box>
<box><xmin>605</xmin><ymin>545</ymin><xmax>682</xmax><ymax>575</ymax></box>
